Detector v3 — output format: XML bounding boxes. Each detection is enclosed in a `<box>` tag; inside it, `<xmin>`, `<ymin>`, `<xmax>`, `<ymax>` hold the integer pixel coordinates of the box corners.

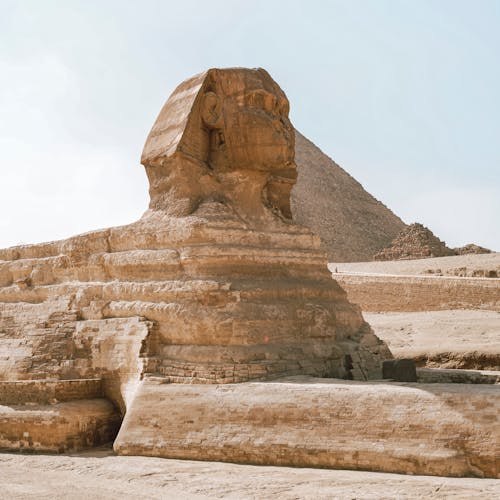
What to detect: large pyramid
<box><xmin>292</xmin><ymin>131</ymin><xmax>406</xmax><ymax>262</ymax></box>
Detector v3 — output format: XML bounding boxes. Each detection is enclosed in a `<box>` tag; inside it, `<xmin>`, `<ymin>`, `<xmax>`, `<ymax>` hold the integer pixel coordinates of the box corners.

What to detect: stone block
<box><xmin>382</xmin><ymin>358</ymin><xmax>417</xmax><ymax>382</ymax></box>
<box><xmin>114</xmin><ymin>377</ymin><xmax>500</xmax><ymax>478</ymax></box>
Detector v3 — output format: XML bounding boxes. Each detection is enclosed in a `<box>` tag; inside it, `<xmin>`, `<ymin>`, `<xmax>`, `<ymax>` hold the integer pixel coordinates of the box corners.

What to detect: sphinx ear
<box><xmin>201</xmin><ymin>91</ymin><xmax>222</xmax><ymax>129</ymax></box>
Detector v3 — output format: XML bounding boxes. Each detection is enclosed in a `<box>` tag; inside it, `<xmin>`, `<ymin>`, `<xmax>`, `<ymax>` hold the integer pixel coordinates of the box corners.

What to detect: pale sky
<box><xmin>1</xmin><ymin>0</ymin><xmax>499</xmax><ymax>251</ymax></box>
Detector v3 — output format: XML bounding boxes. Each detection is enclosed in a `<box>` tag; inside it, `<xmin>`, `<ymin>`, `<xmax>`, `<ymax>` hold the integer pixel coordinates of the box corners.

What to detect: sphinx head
<box><xmin>141</xmin><ymin>68</ymin><xmax>296</xmax><ymax>222</ymax></box>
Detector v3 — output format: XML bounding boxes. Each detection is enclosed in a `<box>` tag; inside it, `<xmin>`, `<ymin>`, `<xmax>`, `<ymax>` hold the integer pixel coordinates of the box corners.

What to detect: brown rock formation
<box><xmin>0</xmin><ymin>68</ymin><xmax>390</xmax><ymax>412</ymax></box>
<box><xmin>374</xmin><ymin>222</ymin><xmax>456</xmax><ymax>261</ymax></box>
<box><xmin>0</xmin><ymin>379</ymin><xmax>120</xmax><ymax>452</ymax></box>
<box><xmin>292</xmin><ymin>132</ymin><xmax>406</xmax><ymax>262</ymax></box>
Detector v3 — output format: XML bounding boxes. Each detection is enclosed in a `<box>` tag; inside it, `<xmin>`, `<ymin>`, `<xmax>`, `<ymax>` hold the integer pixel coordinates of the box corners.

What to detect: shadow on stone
<box><xmin>382</xmin><ymin>359</ymin><xmax>417</xmax><ymax>382</ymax></box>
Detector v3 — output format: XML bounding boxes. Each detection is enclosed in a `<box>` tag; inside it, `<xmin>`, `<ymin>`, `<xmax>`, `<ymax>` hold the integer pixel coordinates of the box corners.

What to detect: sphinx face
<box><xmin>141</xmin><ymin>68</ymin><xmax>297</xmax><ymax>220</ymax></box>
<box><xmin>209</xmin><ymin>69</ymin><xmax>295</xmax><ymax>173</ymax></box>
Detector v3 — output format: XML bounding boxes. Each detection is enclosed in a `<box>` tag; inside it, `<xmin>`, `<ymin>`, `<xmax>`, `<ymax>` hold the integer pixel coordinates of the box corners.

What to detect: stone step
<box><xmin>0</xmin><ymin>378</ymin><xmax>103</xmax><ymax>405</ymax></box>
<box><xmin>0</xmin><ymin>278</ymin><xmax>345</xmax><ymax>306</ymax></box>
<box><xmin>0</xmin><ymin>398</ymin><xmax>121</xmax><ymax>453</ymax></box>
<box><xmin>0</xmin><ymin>243</ymin><xmax>328</xmax><ymax>287</ymax></box>
<box><xmin>0</xmin><ymin>224</ymin><xmax>320</xmax><ymax>263</ymax></box>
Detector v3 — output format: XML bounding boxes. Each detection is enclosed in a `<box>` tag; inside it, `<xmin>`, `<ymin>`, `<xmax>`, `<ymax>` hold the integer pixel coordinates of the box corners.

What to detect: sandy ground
<box><xmin>329</xmin><ymin>254</ymin><xmax>499</xmax><ymax>369</ymax></box>
<box><xmin>0</xmin><ymin>448</ymin><xmax>499</xmax><ymax>500</ymax></box>
<box><xmin>366</xmin><ymin>309</ymin><xmax>500</xmax><ymax>357</ymax></box>
<box><xmin>330</xmin><ymin>252</ymin><xmax>500</xmax><ymax>276</ymax></box>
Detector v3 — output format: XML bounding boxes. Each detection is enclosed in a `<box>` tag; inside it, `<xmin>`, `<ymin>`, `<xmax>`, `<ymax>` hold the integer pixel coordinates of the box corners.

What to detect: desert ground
<box><xmin>1</xmin><ymin>447</ymin><xmax>499</xmax><ymax>500</ymax></box>
<box><xmin>330</xmin><ymin>253</ymin><xmax>500</xmax><ymax>371</ymax></box>
<box><xmin>366</xmin><ymin>309</ymin><xmax>500</xmax><ymax>367</ymax></box>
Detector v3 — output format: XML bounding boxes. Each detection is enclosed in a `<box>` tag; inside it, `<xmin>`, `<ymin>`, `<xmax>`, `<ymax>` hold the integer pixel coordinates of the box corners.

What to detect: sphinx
<box><xmin>1</xmin><ymin>69</ymin><xmax>498</xmax><ymax>480</ymax></box>
<box><xmin>0</xmin><ymin>68</ymin><xmax>390</xmax><ymax>413</ymax></box>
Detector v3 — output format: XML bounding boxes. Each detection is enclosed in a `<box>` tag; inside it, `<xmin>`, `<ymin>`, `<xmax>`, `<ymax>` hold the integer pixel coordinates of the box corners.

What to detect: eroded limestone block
<box><xmin>114</xmin><ymin>377</ymin><xmax>500</xmax><ymax>478</ymax></box>
<box><xmin>0</xmin><ymin>399</ymin><xmax>120</xmax><ymax>452</ymax></box>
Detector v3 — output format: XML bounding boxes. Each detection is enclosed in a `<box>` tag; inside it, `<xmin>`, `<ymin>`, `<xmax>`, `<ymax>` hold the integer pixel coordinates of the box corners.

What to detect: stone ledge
<box><xmin>417</xmin><ymin>367</ymin><xmax>500</xmax><ymax>384</ymax></box>
<box><xmin>0</xmin><ymin>398</ymin><xmax>121</xmax><ymax>452</ymax></box>
<box><xmin>334</xmin><ymin>274</ymin><xmax>500</xmax><ymax>312</ymax></box>
<box><xmin>0</xmin><ymin>379</ymin><xmax>103</xmax><ymax>405</ymax></box>
<box><xmin>114</xmin><ymin>376</ymin><xmax>500</xmax><ymax>478</ymax></box>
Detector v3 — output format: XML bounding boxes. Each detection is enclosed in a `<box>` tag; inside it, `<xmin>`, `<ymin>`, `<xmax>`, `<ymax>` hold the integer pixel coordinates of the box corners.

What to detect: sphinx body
<box><xmin>0</xmin><ymin>68</ymin><xmax>390</xmax><ymax>415</ymax></box>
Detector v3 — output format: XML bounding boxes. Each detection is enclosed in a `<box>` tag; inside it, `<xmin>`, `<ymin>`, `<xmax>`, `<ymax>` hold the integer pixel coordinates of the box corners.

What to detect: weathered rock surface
<box><xmin>3</xmin><ymin>452</ymin><xmax>500</xmax><ymax>500</ymax></box>
<box><xmin>0</xmin><ymin>379</ymin><xmax>120</xmax><ymax>452</ymax></box>
<box><xmin>374</xmin><ymin>222</ymin><xmax>455</xmax><ymax>261</ymax></box>
<box><xmin>334</xmin><ymin>273</ymin><xmax>500</xmax><ymax>312</ymax></box>
<box><xmin>365</xmin><ymin>310</ymin><xmax>500</xmax><ymax>371</ymax></box>
<box><xmin>417</xmin><ymin>367</ymin><xmax>500</xmax><ymax>384</ymax></box>
<box><xmin>292</xmin><ymin>132</ymin><xmax>406</xmax><ymax>262</ymax></box>
<box><xmin>115</xmin><ymin>376</ymin><xmax>499</xmax><ymax>478</ymax></box>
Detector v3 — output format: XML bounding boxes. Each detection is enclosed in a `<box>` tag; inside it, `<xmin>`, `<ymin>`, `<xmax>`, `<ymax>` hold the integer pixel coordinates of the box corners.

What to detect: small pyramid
<box><xmin>454</xmin><ymin>243</ymin><xmax>492</xmax><ymax>255</ymax></box>
<box><xmin>373</xmin><ymin>223</ymin><xmax>456</xmax><ymax>261</ymax></box>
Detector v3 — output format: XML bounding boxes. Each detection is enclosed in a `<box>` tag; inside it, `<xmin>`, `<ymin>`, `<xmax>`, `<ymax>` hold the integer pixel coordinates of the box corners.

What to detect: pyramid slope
<box><xmin>292</xmin><ymin>131</ymin><xmax>406</xmax><ymax>262</ymax></box>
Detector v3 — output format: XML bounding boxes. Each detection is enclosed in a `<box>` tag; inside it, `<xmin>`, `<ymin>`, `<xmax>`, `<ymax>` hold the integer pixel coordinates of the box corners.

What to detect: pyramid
<box><xmin>374</xmin><ymin>222</ymin><xmax>456</xmax><ymax>261</ymax></box>
<box><xmin>292</xmin><ymin>131</ymin><xmax>406</xmax><ymax>262</ymax></box>
<box><xmin>454</xmin><ymin>243</ymin><xmax>491</xmax><ymax>255</ymax></box>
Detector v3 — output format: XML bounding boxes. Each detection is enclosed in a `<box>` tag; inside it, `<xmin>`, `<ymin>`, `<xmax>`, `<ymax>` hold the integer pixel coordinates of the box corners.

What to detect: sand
<box><xmin>366</xmin><ymin>309</ymin><xmax>500</xmax><ymax>363</ymax></box>
<box><xmin>1</xmin><ymin>449</ymin><xmax>499</xmax><ymax>499</ymax></box>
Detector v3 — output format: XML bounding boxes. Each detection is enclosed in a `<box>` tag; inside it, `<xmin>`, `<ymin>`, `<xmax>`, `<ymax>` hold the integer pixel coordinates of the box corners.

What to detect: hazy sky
<box><xmin>1</xmin><ymin>0</ymin><xmax>499</xmax><ymax>251</ymax></box>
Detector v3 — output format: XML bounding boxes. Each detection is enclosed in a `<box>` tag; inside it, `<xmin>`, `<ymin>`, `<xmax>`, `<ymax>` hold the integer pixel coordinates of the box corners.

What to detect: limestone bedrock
<box><xmin>115</xmin><ymin>377</ymin><xmax>499</xmax><ymax>479</ymax></box>
<box><xmin>0</xmin><ymin>68</ymin><xmax>391</xmax><ymax>415</ymax></box>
